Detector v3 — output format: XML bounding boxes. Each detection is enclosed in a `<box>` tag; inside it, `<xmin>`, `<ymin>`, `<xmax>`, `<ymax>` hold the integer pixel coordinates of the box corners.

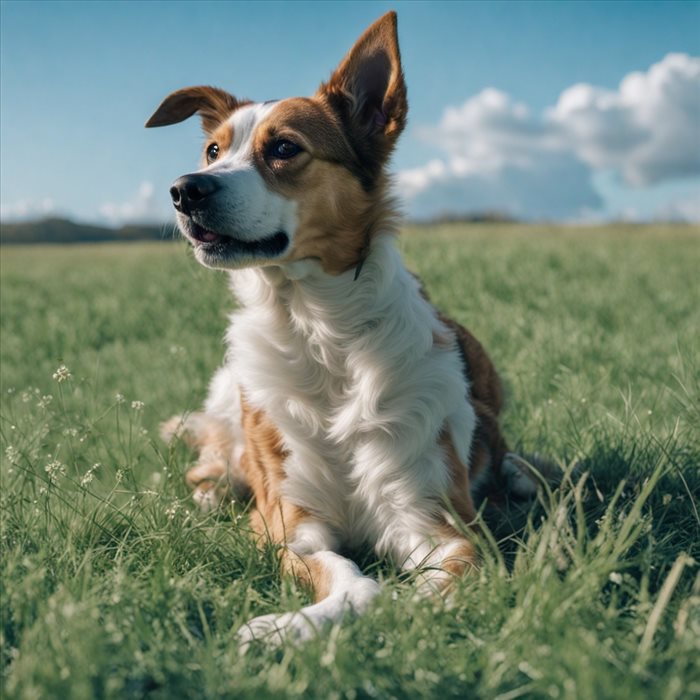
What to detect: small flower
<box><xmin>609</xmin><ymin>572</ymin><xmax>623</xmax><ymax>585</ymax></box>
<box><xmin>131</xmin><ymin>400</ymin><xmax>144</xmax><ymax>411</ymax></box>
<box><xmin>115</xmin><ymin>393</ymin><xmax>125</xmax><ymax>404</ymax></box>
<box><xmin>45</xmin><ymin>460</ymin><xmax>66</xmax><ymax>484</ymax></box>
<box><xmin>38</xmin><ymin>394</ymin><xmax>53</xmax><ymax>409</ymax></box>
<box><xmin>80</xmin><ymin>463</ymin><xmax>100</xmax><ymax>488</ymax></box>
<box><xmin>165</xmin><ymin>503</ymin><xmax>181</xmax><ymax>521</ymax></box>
<box><xmin>52</xmin><ymin>365</ymin><xmax>72</xmax><ymax>382</ymax></box>
<box><xmin>115</xmin><ymin>469</ymin><xmax>125</xmax><ymax>483</ymax></box>
<box><xmin>5</xmin><ymin>445</ymin><xmax>20</xmax><ymax>465</ymax></box>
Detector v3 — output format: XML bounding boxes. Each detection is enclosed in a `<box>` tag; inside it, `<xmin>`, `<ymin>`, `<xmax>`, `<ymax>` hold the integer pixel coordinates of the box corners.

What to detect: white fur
<box><xmin>198</xmin><ymin>230</ymin><xmax>479</xmax><ymax>643</ymax></box>
<box><xmin>184</xmin><ymin>102</ymin><xmax>299</xmax><ymax>270</ymax></box>
<box><xmin>224</xmin><ymin>233</ymin><xmax>476</xmax><ymax>561</ymax></box>
<box><xmin>237</xmin><ymin>522</ymin><xmax>380</xmax><ymax>648</ymax></box>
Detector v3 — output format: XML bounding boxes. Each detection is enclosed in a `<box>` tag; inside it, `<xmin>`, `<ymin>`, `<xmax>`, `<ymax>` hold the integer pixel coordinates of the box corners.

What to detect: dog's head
<box><xmin>146</xmin><ymin>12</ymin><xmax>407</xmax><ymax>274</ymax></box>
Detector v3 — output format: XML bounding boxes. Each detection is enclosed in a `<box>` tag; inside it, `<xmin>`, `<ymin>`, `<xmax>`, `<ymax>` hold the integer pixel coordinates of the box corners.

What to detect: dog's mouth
<box><xmin>187</xmin><ymin>222</ymin><xmax>290</xmax><ymax>260</ymax></box>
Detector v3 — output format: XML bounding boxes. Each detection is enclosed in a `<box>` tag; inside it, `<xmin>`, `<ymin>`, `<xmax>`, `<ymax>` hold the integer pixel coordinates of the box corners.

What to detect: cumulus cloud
<box><xmin>99</xmin><ymin>181</ymin><xmax>167</xmax><ymax>226</ymax></box>
<box><xmin>398</xmin><ymin>53</ymin><xmax>700</xmax><ymax>220</ymax></box>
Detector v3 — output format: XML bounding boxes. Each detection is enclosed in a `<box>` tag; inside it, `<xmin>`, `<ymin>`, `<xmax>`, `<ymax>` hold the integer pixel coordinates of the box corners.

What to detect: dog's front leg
<box><xmin>236</xmin><ymin>524</ymin><xmax>380</xmax><ymax>649</ymax></box>
<box><xmin>397</xmin><ymin>529</ymin><xmax>480</xmax><ymax>595</ymax></box>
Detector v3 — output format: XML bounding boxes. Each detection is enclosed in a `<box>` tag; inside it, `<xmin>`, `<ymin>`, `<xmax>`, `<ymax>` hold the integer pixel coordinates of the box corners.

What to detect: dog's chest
<box><xmin>233</xmin><ymin>310</ymin><xmax>374</xmax><ymax>527</ymax></box>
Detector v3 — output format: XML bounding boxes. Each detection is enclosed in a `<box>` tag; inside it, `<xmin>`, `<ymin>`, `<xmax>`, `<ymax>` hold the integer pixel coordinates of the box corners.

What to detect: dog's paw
<box><xmin>235</xmin><ymin>611</ymin><xmax>320</xmax><ymax>652</ymax></box>
<box><xmin>159</xmin><ymin>414</ymin><xmax>187</xmax><ymax>445</ymax></box>
<box><xmin>502</xmin><ymin>453</ymin><xmax>539</xmax><ymax>499</ymax></box>
<box><xmin>192</xmin><ymin>482</ymin><xmax>222</xmax><ymax>513</ymax></box>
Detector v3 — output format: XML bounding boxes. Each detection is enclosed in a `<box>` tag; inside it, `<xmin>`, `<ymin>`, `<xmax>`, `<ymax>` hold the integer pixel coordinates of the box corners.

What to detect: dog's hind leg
<box><xmin>161</xmin><ymin>365</ymin><xmax>249</xmax><ymax>512</ymax></box>
<box><xmin>161</xmin><ymin>411</ymin><xmax>248</xmax><ymax>511</ymax></box>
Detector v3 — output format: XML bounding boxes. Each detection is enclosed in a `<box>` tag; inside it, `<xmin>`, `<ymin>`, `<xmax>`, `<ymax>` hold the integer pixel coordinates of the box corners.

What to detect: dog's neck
<box><xmin>228</xmin><ymin>231</ymin><xmax>433</xmax><ymax>342</ymax></box>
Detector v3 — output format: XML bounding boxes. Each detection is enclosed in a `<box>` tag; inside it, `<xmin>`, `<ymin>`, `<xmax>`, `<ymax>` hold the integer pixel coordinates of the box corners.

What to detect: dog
<box><xmin>147</xmin><ymin>11</ymin><xmax>538</xmax><ymax>646</ymax></box>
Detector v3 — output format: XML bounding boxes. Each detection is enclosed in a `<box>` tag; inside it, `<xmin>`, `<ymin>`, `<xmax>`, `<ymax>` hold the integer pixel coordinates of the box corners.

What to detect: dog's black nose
<box><xmin>169</xmin><ymin>174</ymin><xmax>220</xmax><ymax>213</ymax></box>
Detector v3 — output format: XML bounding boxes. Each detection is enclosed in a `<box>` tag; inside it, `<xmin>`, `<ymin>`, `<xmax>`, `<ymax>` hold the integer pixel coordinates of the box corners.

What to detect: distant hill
<box><xmin>0</xmin><ymin>218</ymin><xmax>176</xmax><ymax>245</ymax></box>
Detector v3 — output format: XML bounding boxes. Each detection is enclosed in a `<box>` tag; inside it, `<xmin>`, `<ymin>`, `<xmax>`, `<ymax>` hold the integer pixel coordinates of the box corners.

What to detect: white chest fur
<box><xmin>225</xmin><ymin>235</ymin><xmax>477</xmax><ymax>558</ymax></box>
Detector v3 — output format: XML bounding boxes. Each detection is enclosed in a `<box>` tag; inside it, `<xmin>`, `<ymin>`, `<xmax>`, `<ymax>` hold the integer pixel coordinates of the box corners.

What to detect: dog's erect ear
<box><xmin>145</xmin><ymin>86</ymin><xmax>242</xmax><ymax>132</ymax></box>
<box><xmin>317</xmin><ymin>12</ymin><xmax>407</xmax><ymax>175</ymax></box>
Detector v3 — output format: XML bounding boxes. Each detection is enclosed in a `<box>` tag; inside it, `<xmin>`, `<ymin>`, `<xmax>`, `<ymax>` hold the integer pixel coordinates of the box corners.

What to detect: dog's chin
<box><xmin>182</xmin><ymin>221</ymin><xmax>290</xmax><ymax>270</ymax></box>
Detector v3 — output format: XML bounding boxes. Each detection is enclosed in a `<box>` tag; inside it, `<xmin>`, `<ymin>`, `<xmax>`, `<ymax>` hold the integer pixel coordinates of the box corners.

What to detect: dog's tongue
<box><xmin>199</xmin><ymin>230</ymin><xmax>220</xmax><ymax>242</ymax></box>
<box><xmin>191</xmin><ymin>225</ymin><xmax>223</xmax><ymax>244</ymax></box>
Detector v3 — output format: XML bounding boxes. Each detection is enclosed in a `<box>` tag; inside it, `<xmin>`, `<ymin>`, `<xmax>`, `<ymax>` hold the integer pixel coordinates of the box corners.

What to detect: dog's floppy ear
<box><xmin>317</xmin><ymin>12</ymin><xmax>407</xmax><ymax>174</ymax></box>
<box><xmin>145</xmin><ymin>86</ymin><xmax>242</xmax><ymax>132</ymax></box>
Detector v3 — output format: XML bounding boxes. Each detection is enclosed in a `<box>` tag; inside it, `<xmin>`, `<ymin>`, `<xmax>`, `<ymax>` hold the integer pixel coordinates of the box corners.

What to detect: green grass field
<box><xmin>1</xmin><ymin>224</ymin><xmax>699</xmax><ymax>699</ymax></box>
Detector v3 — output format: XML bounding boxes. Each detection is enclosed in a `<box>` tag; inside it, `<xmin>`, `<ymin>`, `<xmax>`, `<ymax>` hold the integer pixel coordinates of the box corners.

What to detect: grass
<box><xmin>1</xmin><ymin>223</ymin><xmax>699</xmax><ymax>699</ymax></box>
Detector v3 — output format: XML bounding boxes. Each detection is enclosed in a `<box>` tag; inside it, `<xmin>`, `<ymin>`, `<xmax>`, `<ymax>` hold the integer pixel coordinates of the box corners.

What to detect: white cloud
<box><xmin>0</xmin><ymin>197</ymin><xmax>59</xmax><ymax>221</ymax></box>
<box><xmin>549</xmin><ymin>53</ymin><xmax>700</xmax><ymax>186</ymax></box>
<box><xmin>99</xmin><ymin>181</ymin><xmax>166</xmax><ymax>226</ymax></box>
<box><xmin>398</xmin><ymin>53</ymin><xmax>700</xmax><ymax>220</ymax></box>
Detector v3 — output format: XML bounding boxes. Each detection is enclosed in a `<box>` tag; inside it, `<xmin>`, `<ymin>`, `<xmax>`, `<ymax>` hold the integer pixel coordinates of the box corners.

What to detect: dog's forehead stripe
<box><xmin>226</xmin><ymin>102</ymin><xmax>276</xmax><ymax>154</ymax></box>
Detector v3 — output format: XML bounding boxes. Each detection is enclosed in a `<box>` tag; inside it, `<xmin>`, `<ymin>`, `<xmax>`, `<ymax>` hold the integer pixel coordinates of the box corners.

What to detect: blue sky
<box><xmin>1</xmin><ymin>0</ymin><xmax>699</xmax><ymax>224</ymax></box>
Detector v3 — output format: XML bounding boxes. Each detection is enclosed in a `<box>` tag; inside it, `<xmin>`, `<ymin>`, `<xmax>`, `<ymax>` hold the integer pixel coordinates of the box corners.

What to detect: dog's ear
<box><xmin>145</xmin><ymin>86</ymin><xmax>242</xmax><ymax>132</ymax></box>
<box><xmin>317</xmin><ymin>12</ymin><xmax>407</xmax><ymax>174</ymax></box>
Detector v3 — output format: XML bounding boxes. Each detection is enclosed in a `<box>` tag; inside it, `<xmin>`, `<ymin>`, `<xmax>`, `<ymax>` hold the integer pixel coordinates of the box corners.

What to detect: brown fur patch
<box><xmin>238</xmin><ymin>395</ymin><xmax>309</xmax><ymax>544</ymax></box>
<box><xmin>145</xmin><ymin>85</ymin><xmax>250</xmax><ymax>133</ymax></box>
<box><xmin>206</xmin><ymin>121</ymin><xmax>234</xmax><ymax>160</ymax></box>
<box><xmin>282</xmin><ymin>551</ymin><xmax>334</xmax><ymax>602</ymax></box>
<box><xmin>443</xmin><ymin>316</ymin><xmax>511</xmax><ymax>498</ymax></box>
<box><xmin>238</xmin><ymin>396</ymin><xmax>341</xmax><ymax>602</ymax></box>
<box><xmin>438</xmin><ymin>539</ymin><xmax>479</xmax><ymax>581</ymax></box>
<box><xmin>440</xmin><ymin>429</ymin><xmax>478</xmax><ymax>524</ymax></box>
<box><xmin>249</xmin><ymin>97</ymin><xmax>397</xmax><ymax>275</ymax></box>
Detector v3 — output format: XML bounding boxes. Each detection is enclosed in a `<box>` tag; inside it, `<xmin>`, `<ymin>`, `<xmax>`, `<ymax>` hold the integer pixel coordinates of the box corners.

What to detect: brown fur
<box><xmin>238</xmin><ymin>396</ymin><xmax>343</xmax><ymax>602</ymax></box>
<box><xmin>145</xmin><ymin>85</ymin><xmax>250</xmax><ymax>132</ymax></box>
<box><xmin>162</xmin><ymin>413</ymin><xmax>235</xmax><ymax>502</ymax></box>
<box><xmin>442</xmin><ymin>315</ymin><xmax>511</xmax><ymax>501</ymax></box>
<box><xmin>317</xmin><ymin>11</ymin><xmax>407</xmax><ymax>188</ymax></box>
<box><xmin>205</xmin><ymin>120</ymin><xmax>234</xmax><ymax>159</ymax></box>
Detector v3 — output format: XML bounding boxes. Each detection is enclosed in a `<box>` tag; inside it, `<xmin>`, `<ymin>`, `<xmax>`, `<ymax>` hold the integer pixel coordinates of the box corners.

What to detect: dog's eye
<box><xmin>206</xmin><ymin>143</ymin><xmax>219</xmax><ymax>164</ymax></box>
<box><xmin>271</xmin><ymin>140</ymin><xmax>301</xmax><ymax>159</ymax></box>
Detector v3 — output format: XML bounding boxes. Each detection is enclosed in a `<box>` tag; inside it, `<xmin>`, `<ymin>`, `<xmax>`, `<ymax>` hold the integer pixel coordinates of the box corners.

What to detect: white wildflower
<box><xmin>165</xmin><ymin>503</ymin><xmax>181</xmax><ymax>521</ymax></box>
<box><xmin>5</xmin><ymin>445</ymin><xmax>20</xmax><ymax>465</ymax></box>
<box><xmin>38</xmin><ymin>394</ymin><xmax>53</xmax><ymax>409</ymax></box>
<box><xmin>115</xmin><ymin>469</ymin><xmax>125</xmax><ymax>483</ymax></box>
<box><xmin>115</xmin><ymin>393</ymin><xmax>125</xmax><ymax>404</ymax></box>
<box><xmin>131</xmin><ymin>400</ymin><xmax>144</xmax><ymax>411</ymax></box>
<box><xmin>609</xmin><ymin>572</ymin><xmax>623</xmax><ymax>585</ymax></box>
<box><xmin>45</xmin><ymin>460</ymin><xmax>66</xmax><ymax>484</ymax></box>
<box><xmin>80</xmin><ymin>463</ymin><xmax>100</xmax><ymax>488</ymax></box>
<box><xmin>52</xmin><ymin>365</ymin><xmax>72</xmax><ymax>382</ymax></box>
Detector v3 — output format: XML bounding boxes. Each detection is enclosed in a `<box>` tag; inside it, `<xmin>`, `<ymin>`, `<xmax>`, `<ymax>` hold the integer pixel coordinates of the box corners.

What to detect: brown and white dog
<box><xmin>147</xmin><ymin>12</ymin><xmax>537</xmax><ymax>646</ymax></box>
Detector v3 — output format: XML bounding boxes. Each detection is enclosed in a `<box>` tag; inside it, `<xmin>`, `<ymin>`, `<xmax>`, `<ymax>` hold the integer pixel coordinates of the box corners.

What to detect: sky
<box><xmin>1</xmin><ymin>0</ymin><xmax>699</xmax><ymax>225</ymax></box>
